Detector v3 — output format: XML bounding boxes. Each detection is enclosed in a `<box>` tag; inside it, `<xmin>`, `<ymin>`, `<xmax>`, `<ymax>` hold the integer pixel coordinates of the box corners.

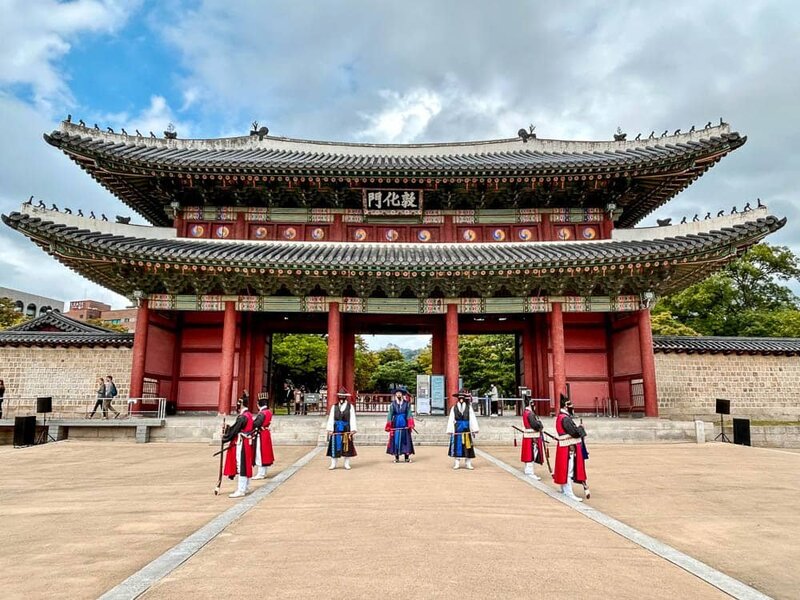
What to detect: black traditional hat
<box><xmin>337</xmin><ymin>387</ymin><xmax>352</xmax><ymax>397</ymax></box>
<box><xmin>451</xmin><ymin>388</ymin><xmax>470</xmax><ymax>399</ymax></box>
<box><xmin>559</xmin><ymin>393</ymin><xmax>571</xmax><ymax>408</ymax></box>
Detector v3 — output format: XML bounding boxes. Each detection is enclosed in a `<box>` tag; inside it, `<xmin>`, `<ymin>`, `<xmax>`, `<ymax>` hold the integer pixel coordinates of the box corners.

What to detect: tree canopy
<box><xmin>0</xmin><ymin>298</ymin><xmax>27</xmax><ymax>330</ymax></box>
<box><xmin>458</xmin><ymin>334</ymin><xmax>516</xmax><ymax>397</ymax></box>
<box><xmin>653</xmin><ymin>243</ymin><xmax>800</xmax><ymax>337</ymax></box>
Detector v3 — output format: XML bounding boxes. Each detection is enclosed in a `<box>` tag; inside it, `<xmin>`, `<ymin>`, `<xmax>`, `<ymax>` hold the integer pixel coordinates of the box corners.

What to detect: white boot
<box><xmin>344</xmin><ymin>458</ymin><xmax>351</xmax><ymax>470</ymax></box>
<box><xmin>465</xmin><ymin>459</ymin><xmax>474</xmax><ymax>470</ymax></box>
<box><xmin>562</xmin><ymin>482</ymin><xmax>583</xmax><ymax>502</ymax></box>
<box><xmin>530</xmin><ymin>465</ymin><xmax>541</xmax><ymax>481</ymax></box>
<box><xmin>329</xmin><ymin>458</ymin><xmax>337</xmax><ymax>470</ymax></box>
<box><xmin>453</xmin><ymin>458</ymin><xmax>460</xmax><ymax>470</ymax></box>
<box><xmin>229</xmin><ymin>475</ymin><xmax>248</xmax><ymax>498</ymax></box>
<box><xmin>524</xmin><ymin>463</ymin><xmax>533</xmax><ymax>476</ymax></box>
<box><xmin>252</xmin><ymin>466</ymin><xmax>268</xmax><ymax>480</ymax></box>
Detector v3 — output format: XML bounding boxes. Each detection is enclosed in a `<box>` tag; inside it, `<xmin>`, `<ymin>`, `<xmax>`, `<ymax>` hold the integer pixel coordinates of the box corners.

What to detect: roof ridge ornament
<box><xmin>250</xmin><ymin>121</ymin><xmax>269</xmax><ymax>141</ymax></box>
<box><xmin>518</xmin><ymin>124</ymin><xmax>536</xmax><ymax>143</ymax></box>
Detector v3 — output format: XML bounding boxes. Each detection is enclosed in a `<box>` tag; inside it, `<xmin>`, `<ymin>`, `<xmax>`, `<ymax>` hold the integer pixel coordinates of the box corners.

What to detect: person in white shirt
<box><xmin>326</xmin><ymin>387</ymin><xmax>358</xmax><ymax>470</ymax></box>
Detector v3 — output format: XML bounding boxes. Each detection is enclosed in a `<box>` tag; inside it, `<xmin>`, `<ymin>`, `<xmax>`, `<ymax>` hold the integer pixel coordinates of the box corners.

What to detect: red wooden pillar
<box><xmin>252</xmin><ymin>326</ymin><xmax>266</xmax><ymax>404</ymax></box>
<box><xmin>522</xmin><ymin>321</ymin><xmax>535</xmax><ymax>393</ymax></box>
<box><xmin>445</xmin><ymin>303</ymin><xmax>459</xmax><ymax>407</ymax></box>
<box><xmin>326</xmin><ymin>302</ymin><xmax>342</xmax><ymax>408</ymax></box>
<box><xmin>638</xmin><ymin>308</ymin><xmax>659</xmax><ymax>417</ymax></box>
<box><xmin>431</xmin><ymin>323</ymin><xmax>444</xmax><ymax>374</ymax></box>
<box><xmin>130</xmin><ymin>299</ymin><xmax>150</xmax><ymax>409</ymax></box>
<box><xmin>342</xmin><ymin>323</ymin><xmax>356</xmax><ymax>396</ymax></box>
<box><xmin>551</xmin><ymin>302</ymin><xmax>566</xmax><ymax>401</ymax></box>
<box><xmin>218</xmin><ymin>301</ymin><xmax>237</xmax><ymax>415</ymax></box>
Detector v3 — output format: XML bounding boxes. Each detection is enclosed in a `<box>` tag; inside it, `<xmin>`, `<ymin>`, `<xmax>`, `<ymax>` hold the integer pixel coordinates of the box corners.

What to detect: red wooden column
<box><xmin>638</xmin><ymin>308</ymin><xmax>659</xmax><ymax>417</ymax></box>
<box><xmin>550</xmin><ymin>302</ymin><xmax>566</xmax><ymax>401</ymax></box>
<box><xmin>445</xmin><ymin>303</ymin><xmax>460</xmax><ymax>407</ymax></box>
<box><xmin>522</xmin><ymin>321</ymin><xmax>536</xmax><ymax>394</ymax></box>
<box><xmin>130</xmin><ymin>299</ymin><xmax>150</xmax><ymax>409</ymax></box>
<box><xmin>326</xmin><ymin>302</ymin><xmax>342</xmax><ymax>408</ymax></box>
<box><xmin>431</xmin><ymin>322</ymin><xmax>444</xmax><ymax>374</ymax></box>
<box><xmin>342</xmin><ymin>322</ymin><xmax>356</xmax><ymax>396</ymax></box>
<box><xmin>218</xmin><ymin>301</ymin><xmax>237</xmax><ymax>415</ymax></box>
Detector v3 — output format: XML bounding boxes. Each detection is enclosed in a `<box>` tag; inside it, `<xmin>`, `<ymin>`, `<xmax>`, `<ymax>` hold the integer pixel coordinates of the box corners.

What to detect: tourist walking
<box><xmin>446</xmin><ymin>389</ymin><xmax>479</xmax><ymax>469</ymax></box>
<box><xmin>102</xmin><ymin>375</ymin><xmax>120</xmax><ymax>419</ymax></box>
<box><xmin>293</xmin><ymin>385</ymin><xmax>303</xmax><ymax>415</ymax></box>
<box><xmin>252</xmin><ymin>397</ymin><xmax>274</xmax><ymax>480</ymax></box>
<box><xmin>326</xmin><ymin>387</ymin><xmax>357</xmax><ymax>470</ymax></box>
<box><xmin>88</xmin><ymin>377</ymin><xmax>105</xmax><ymax>418</ymax></box>
<box><xmin>553</xmin><ymin>395</ymin><xmax>587</xmax><ymax>502</ymax></box>
<box><xmin>520</xmin><ymin>398</ymin><xmax>545</xmax><ymax>480</ymax></box>
<box><xmin>386</xmin><ymin>390</ymin><xmax>415</xmax><ymax>462</ymax></box>
<box><xmin>223</xmin><ymin>399</ymin><xmax>254</xmax><ymax>498</ymax></box>
<box><xmin>0</xmin><ymin>379</ymin><xmax>5</xmax><ymax>419</ymax></box>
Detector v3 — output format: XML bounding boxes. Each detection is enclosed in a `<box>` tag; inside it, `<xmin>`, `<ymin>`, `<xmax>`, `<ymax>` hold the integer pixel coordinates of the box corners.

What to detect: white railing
<box><xmin>0</xmin><ymin>397</ymin><xmax>166</xmax><ymax>421</ymax></box>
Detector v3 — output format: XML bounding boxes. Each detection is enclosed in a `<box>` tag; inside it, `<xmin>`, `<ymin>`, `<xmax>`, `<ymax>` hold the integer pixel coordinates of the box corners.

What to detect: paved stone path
<box><xmin>0</xmin><ymin>441</ymin><xmax>311</xmax><ymax>600</ymax></box>
<box><xmin>143</xmin><ymin>446</ymin><xmax>726</xmax><ymax>599</ymax></box>
<box><xmin>487</xmin><ymin>443</ymin><xmax>800</xmax><ymax>600</ymax></box>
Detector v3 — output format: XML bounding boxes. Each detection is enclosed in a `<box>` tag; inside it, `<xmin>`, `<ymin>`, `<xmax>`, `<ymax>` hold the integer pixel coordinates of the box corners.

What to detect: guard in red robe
<box><xmin>553</xmin><ymin>395</ymin><xmax>587</xmax><ymax>502</ymax></box>
<box><xmin>223</xmin><ymin>399</ymin><xmax>254</xmax><ymax>498</ymax></box>
<box><xmin>520</xmin><ymin>399</ymin><xmax>545</xmax><ymax>480</ymax></box>
<box><xmin>252</xmin><ymin>398</ymin><xmax>275</xmax><ymax>480</ymax></box>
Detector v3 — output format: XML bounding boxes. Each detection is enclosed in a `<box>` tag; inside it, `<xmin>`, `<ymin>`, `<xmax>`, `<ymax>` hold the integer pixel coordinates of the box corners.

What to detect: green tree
<box><xmin>657</xmin><ymin>243</ymin><xmax>800</xmax><ymax>337</ymax></box>
<box><xmin>376</xmin><ymin>346</ymin><xmax>404</xmax><ymax>364</ymax></box>
<box><xmin>0</xmin><ymin>297</ymin><xmax>27</xmax><ymax>330</ymax></box>
<box><xmin>354</xmin><ymin>335</ymin><xmax>379</xmax><ymax>392</ymax></box>
<box><xmin>86</xmin><ymin>318</ymin><xmax>129</xmax><ymax>333</ymax></box>
<box><xmin>368</xmin><ymin>359</ymin><xmax>419</xmax><ymax>393</ymax></box>
<box><xmin>271</xmin><ymin>334</ymin><xmax>328</xmax><ymax>392</ymax></box>
<box><xmin>414</xmin><ymin>342</ymin><xmax>432</xmax><ymax>375</ymax></box>
<box><xmin>458</xmin><ymin>334</ymin><xmax>516</xmax><ymax>397</ymax></box>
<box><xmin>650</xmin><ymin>310</ymin><xmax>700</xmax><ymax>336</ymax></box>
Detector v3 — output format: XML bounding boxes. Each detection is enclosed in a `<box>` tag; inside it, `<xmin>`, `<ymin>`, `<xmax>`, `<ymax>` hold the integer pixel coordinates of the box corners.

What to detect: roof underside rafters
<box><xmin>43</xmin><ymin>123</ymin><xmax>746</xmax><ymax>227</ymax></box>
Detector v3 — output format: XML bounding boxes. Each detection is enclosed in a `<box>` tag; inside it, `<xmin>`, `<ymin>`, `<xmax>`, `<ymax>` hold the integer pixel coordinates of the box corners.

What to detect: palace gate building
<box><xmin>2</xmin><ymin>121</ymin><xmax>784</xmax><ymax>415</ymax></box>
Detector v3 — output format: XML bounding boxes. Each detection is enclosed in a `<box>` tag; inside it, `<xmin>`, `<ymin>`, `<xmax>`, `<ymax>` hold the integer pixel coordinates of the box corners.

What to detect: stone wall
<box><xmin>655</xmin><ymin>353</ymin><xmax>800</xmax><ymax>420</ymax></box>
<box><xmin>0</xmin><ymin>346</ymin><xmax>132</xmax><ymax>400</ymax></box>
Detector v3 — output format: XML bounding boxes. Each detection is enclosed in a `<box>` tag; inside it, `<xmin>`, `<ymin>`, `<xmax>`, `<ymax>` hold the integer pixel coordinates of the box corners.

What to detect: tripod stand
<box><xmin>714</xmin><ymin>413</ymin><xmax>731</xmax><ymax>443</ymax></box>
<box><xmin>35</xmin><ymin>412</ymin><xmax>57</xmax><ymax>445</ymax></box>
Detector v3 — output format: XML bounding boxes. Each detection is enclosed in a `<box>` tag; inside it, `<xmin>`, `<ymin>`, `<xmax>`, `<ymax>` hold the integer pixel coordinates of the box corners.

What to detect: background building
<box><xmin>65</xmin><ymin>299</ymin><xmax>111</xmax><ymax>320</ymax></box>
<box><xmin>0</xmin><ymin>286</ymin><xmax>64</xmax><ymax>317</ymax></box>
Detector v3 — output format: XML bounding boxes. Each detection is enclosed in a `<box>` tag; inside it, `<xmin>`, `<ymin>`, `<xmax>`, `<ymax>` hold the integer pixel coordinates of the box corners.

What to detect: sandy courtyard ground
<box><xmin>0</xmin><ymin>442</ymin><xmax>311</xmax><ymax>599</ymax></box>
<box><xmin>487</xmin><ymin>443</ymin><xmax>800</xmax><ymax>599</ymax></box>
<box><xmin>143</xmin><ymin>446</ymin><xmax>725</xmax><ymax>600</ymax></box>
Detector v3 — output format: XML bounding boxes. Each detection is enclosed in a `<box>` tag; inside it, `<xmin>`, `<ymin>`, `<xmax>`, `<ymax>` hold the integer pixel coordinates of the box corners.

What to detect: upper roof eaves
<box><xmin>45</xmin><ymin>121</ymin><xmax>742</xmax><ymax>163</ymax></box>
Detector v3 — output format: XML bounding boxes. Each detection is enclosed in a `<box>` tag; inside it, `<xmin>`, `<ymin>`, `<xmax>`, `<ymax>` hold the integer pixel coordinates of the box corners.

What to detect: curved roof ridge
<box><xmin>54</xmin><ymin>120</ymin><xmax>737</xmax><ymax>157</ymax></box>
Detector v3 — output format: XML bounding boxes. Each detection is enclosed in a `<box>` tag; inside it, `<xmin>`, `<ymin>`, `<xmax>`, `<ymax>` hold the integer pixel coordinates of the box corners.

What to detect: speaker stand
<box><xmin>714</xmin><ymin>414</ymin><xmax>731</xmax><ymax>443</ymax></box>
<box><xmin>35</xmin><ymin>414</ymin><xmax>57</xmax><ymax>445</ymax></box>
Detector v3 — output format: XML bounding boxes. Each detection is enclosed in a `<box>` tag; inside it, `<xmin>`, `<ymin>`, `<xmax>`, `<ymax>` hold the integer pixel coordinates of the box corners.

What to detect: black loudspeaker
<box><xmin>733</xmin><ymin>418</ymin><xmax>751</xmax><ymax>446</ymax></box>
<box><xmin>715</xmin><ymin>398</ymin><xmax>730</xmax><ymax>415</ymax></box>
<box><xmin>36</xmin><ymin>396</ymin><xmax>52</xmax><ymax>414</ymax></box>
<box><xmin>14</xmin><ymin>416</ymin><xmax>36</xmax><ymax>447</ymax></box>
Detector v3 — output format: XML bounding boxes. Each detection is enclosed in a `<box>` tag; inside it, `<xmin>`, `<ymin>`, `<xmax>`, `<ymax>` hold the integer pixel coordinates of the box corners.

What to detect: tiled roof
<box><xmin>1</xmin><ymin>210</ymin><xmax>783</xmax><ymax>298</ymax></box>
<box><xmin>0</xmin><ymin>312</ymin><xmax>133</xmax><ymax>347</ymax></box>
<box><xmin>6</xmin><ymin>310</ymin><xmax>116</xmax><ymax>333</ymax></box>
<box><xmin>0</xmin><ymin>331</ymin><xmax>134</xmax><ymax>348</ymax></box>
<box><xmin>653</xmin><ymin>335</ymin><xmax>800</xmax><ymax>356</ymax></box>
<box><xmin>44</xmin><ymin>122</ymin><xmax>746</xmax><ymax>227</ymax></box>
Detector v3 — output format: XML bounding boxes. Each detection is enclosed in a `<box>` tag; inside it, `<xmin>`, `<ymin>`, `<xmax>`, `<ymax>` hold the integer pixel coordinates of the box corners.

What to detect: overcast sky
<box><xmin>0</xmin><ymin>1</ymin><xmax>797</xmax><ymax>349</ymax></box>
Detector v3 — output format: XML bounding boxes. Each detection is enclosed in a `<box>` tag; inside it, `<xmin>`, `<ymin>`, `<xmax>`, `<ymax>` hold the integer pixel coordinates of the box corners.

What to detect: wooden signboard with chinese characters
<box><xmin>362</xmin><ymin>189</ymin><xmax>423</xmax><ymax>215</ymax></box>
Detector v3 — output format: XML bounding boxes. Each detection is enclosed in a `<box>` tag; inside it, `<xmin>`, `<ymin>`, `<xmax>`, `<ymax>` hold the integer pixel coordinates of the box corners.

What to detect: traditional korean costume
<box><xmin>326</xmin><ymin>398</ymin><xmax>358</xmax><ymax>469</ymax></box>
<box><xmin>553</xmin><ymin>408</ymin><xmax>587</xmax><ymax>501</ymax></box>
<box><xmin>252</xmin><ymin>405</ymin><xmax>275</xmax><ymax>479</ymax></box>
<box><xmin>520</xmin><ymin>406</ymin><xmax>545</xmax><ymax>480</ymax></box>
<box><xmin>385</xmin><ymin>398</ymin><xmax>415</xmax><ymax>461</ymax></box>
<box><xmin>446</xmin><ymin>397</ymin><xmax>479</xmax><ymax>469</ymax></box>
<box><xmin>223</xmin><ymin>408</ymin><xmax>254</xmax><ymax>498</ymax></box>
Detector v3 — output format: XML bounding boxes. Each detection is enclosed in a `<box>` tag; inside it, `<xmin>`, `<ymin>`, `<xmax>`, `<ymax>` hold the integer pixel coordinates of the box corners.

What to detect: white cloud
<box><xmin>357</xmin><ymin>89</ymin><xmax>442</xmax><ymax>143</ymax></box>
<box><xmin>0</xmin><ymin>0</ymin><xmax>140</xmax><ymax>112</ymax></box>
<box><xmin>94</xmin><ymin>95</ymin><xmax>193</xmax><ymax>139</ymax></box>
